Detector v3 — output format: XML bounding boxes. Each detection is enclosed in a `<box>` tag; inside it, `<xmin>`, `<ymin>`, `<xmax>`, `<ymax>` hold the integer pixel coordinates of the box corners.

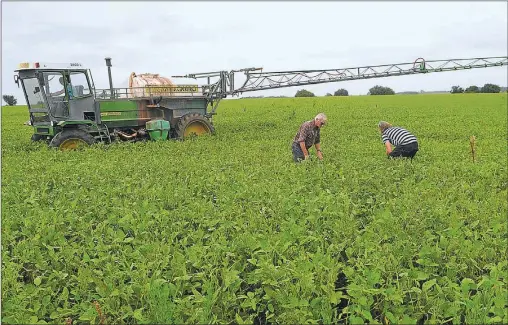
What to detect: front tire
<box><xmin>49</xmin><ymin>129</ymin><xmax>95</xmax><ymax>151</ymax></box>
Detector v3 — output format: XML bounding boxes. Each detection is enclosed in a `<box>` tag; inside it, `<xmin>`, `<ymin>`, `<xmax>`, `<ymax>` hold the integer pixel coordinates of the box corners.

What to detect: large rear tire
<box><xmin>174</xmin><ymin>113</ymin><xmax>215</xmax><ymax>139</ymax></box>
<box><xmin>49</xmin><ymin>129</ymin><xmax>95</xmax><ymax>151</ymax></box>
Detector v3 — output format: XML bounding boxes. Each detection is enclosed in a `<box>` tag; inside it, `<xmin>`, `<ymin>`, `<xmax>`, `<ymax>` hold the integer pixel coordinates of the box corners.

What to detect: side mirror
<box><xmin>14</xmin><ymin>75</ymin><xmax>19</xmax><ymax>88</ymax></box>
<box><xmin>34</xmin><ymin>87</ymin><xmax>40</xmax><ymax>94</ymax></box>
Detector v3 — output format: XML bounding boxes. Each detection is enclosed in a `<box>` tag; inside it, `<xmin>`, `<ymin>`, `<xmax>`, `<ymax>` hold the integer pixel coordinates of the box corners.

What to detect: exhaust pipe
<box><xmin>105</xmin><ymin>57</ymin><xmax>114</xmax><ymax>99</ymax></box>
<box><xmin>114</xmin><ymin>128</ymin><xmax>146</xmax><ymax>140</ymax></box>
<box><xmin>115</xmin><ymin>129</ymin><xmax>137</xmax><ymax>140</ymax></box>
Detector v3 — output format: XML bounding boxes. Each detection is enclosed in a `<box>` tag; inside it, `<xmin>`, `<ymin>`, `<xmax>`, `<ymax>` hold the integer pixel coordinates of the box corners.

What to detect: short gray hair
<box><xmin>315</xmin><ymin>113</ymin><xmax>327</xmax><ymax>123</ymax></box>
<box><xmin>378</xmin><ymin>121</ymin><xmax>392</xmax><ymax>131</ymax></box>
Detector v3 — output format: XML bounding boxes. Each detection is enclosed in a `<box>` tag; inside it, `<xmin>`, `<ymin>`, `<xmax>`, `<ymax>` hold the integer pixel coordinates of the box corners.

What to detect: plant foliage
<box><xmin>1</xmin><ymin>93</ymin><xmax>507</xmax><ymax>324</ymax></box>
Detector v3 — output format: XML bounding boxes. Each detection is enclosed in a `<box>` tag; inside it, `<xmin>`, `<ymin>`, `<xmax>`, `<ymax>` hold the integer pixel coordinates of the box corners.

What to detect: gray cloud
<box><xmin>2</xmin><ymin>1</ymin><xmax>507</xmax><ymax>104</ymax></box>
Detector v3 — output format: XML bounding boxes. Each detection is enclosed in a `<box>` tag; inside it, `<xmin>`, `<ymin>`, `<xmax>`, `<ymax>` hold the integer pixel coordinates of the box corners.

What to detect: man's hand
<box><xmin>315</xmin><ymin>143</ymin><xmax>323</xmax><ymax>160</ymax></box>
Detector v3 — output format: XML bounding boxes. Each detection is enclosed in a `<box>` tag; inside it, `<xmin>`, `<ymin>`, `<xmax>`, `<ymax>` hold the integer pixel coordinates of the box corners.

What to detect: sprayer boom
<box><xmin>172</xmin><ymin>55</ymin><xmax>507</xmax><ymax>114</ymax></box>
<box><xmin>235</xmin><ymin>56</ymin><xmax>508</xmax><ymax>93</ymax></box>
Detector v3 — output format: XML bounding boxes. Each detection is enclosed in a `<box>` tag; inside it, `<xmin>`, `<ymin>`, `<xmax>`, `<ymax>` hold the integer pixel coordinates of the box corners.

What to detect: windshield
<box><xmin>22</xmin><ymin>77</ymin><xmax>46</xmax><ymax>109</ymax></box>
<box><xmin>21</xmin><ymin>77</ymin><xmax>49</xmax><ymax>123</ymax></box>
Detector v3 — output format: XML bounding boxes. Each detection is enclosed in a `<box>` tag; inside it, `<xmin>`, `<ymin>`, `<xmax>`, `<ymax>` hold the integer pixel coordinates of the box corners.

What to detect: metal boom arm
<box><xmin>235</xmin><ymin>56</ymin><xmax>507</xmax><ymax>93</ymax></box>
<box><xmin>173</xmin><ymin>56</ymin><xmax>507</xmax><ymax>115</ymax></box>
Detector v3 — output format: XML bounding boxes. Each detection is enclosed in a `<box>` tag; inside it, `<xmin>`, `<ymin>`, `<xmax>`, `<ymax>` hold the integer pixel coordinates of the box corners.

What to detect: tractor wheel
<box><xmin>31</xmin><ymin>134</ymin><xmax>47</xmax><ymax>142</ymax></box>
<box><xmin>49</xmin><ymin>128</ymin><xmax>95</xmax><ymax>151</ymax></box>
<box><xmin>174</xmin><ymin>113</ymin><xmax>215</xmax><ymax>139</ymax></box>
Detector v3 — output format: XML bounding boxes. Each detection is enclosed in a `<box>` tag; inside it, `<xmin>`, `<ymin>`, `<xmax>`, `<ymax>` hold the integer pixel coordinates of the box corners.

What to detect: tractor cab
<box><xmin>14</xmin><ymin>62</ymin><xmax>99</xmax><ymax>128</ymax></box>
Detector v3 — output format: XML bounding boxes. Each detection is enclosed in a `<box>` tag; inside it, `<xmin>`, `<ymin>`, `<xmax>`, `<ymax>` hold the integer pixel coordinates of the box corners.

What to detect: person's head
<box><xmin>378</xmin><ymin>121</ymin><xmax>392</xmax><ymax>133</ymax></box>
<box><xmin>314</xmin><ymin>113</ymin><xmax>327</xmax><ymax>128</ymax></box>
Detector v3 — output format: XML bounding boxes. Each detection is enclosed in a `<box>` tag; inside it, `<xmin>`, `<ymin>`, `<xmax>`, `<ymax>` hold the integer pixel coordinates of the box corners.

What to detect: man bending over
<box><xmin>378</xmin><ymin>121</ymin><xmax>419</xmax><ymax>159</ymax></box>
<box><xmin>292</xmin><ymin>113</ymin><xmax>327</xmax><ymax>162</ymax></box>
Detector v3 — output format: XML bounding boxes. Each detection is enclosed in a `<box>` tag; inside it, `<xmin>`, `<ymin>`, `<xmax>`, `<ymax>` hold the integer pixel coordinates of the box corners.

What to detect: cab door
<box><xmin>66</xmin><ymin>70</ymin><xmax>97</xmax><ymax>122</ymax></box>
<box><xmin>40</xmin><ymin>71</ymin><xmax>70</xmax><ymax>119</ymax></box>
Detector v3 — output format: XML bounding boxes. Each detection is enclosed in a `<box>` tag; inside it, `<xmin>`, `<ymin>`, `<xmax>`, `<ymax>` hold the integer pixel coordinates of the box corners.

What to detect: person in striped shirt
<box><xmin>378</xmin><ymin>121</ymin><xmax>419</xmax><ymax>159</ymax></box>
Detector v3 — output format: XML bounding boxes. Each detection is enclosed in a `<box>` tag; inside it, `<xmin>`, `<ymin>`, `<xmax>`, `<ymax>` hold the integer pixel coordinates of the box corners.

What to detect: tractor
<box><xmin>14</xmin><ymin>58</ymin><xmax>220</xmax><ymax>150</ymax></box>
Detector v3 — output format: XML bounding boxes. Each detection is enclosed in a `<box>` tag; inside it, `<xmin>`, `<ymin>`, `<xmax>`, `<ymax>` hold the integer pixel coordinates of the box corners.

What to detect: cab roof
<box><xmin>15</xmin><ymin>62</ymin><xmax>86</xmax><ymax>72</ymax></box>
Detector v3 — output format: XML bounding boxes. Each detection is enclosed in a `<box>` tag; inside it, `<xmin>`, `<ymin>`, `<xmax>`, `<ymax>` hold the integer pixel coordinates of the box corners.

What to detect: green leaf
<box><xmin>60</xmin><ymin>287</ymin><xmax>69</xmax><ymax>302</ymax></box>
<box><xmin>361</xmin><ymin>309</ymin><xmax>373</xmax><ymax>321</ymax></box>
<box><xmin>264</xmin><ymin>286</ymin><xmax>277</xmax><ymax>298</ymax></box>
<box><xmin>330</xmin><ymin>291</ymin><xmax>343</xmax><ymax>304</ymax></box>
<box><xmin>416</xmin><ymin>271</ymin><xmax>429</xmax><ymax>280</ymax></box>
<box><xmin>78</xmin><ymin>307</ymin><xmax>97</xmax><ymax>321</ymax></box>
<box><xmin>461</xmin><ymin>278</ymin><xmax>476</xmax><ymax>293</ymax></box>
<box><xmin>489</xmin><ymin>316</ymin><xmax>503</xmax><ymax>324</ymax></box>
<box><xmin>42</xmin><ymin>295</ymin><xmax>51</xmax><ymax>306</ymax></box>
<box><xmin>34</xmin><ymin>277</ymin><xmax>42</xmax><ymax>286</ymax></box>
<box><xmin>349</xmin><ymin>316</ymin><xmax>364</xmax><ymax>325</ymax></box>
<box><xmin>133</xmin><ymin>308</ymin><xmax>145</xmax><ymax>321</ymax></box>
<box><xmin>423</xmin><ymin>279</ymin><xmax>436</xmax><ymax>292</ymax></box>
<box><xmin>400</xmin><ymin>315</ymin><xmax>418</xmax><ymax>324</ymax></box>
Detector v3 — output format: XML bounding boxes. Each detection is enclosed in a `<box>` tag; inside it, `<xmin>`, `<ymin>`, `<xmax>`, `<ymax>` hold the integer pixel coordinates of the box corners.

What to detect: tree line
<box><xmin>295</xmin><ymin>85</ymin><xmax>396</xmax><ymax>97</ymax></box>
<box><xmin>450</xmin><ymin>83</ymin><xmax>502</xmax><ymax>94</ymax></box>
<box><xmin>294</xmin><ymin>83</ymin><xmax>506</xmax><ymax>97</ymax></box>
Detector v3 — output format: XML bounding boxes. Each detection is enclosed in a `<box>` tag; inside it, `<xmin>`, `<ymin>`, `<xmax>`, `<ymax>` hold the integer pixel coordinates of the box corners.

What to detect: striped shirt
<box><xmin>381</xmin><ymin>127</ymin><xmax>417</xmax><ymax>146</ymax></box>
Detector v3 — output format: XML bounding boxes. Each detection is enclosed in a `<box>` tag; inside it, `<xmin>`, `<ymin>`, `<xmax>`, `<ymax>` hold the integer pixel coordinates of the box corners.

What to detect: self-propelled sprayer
<box><xmin>13</xmin><ymin>56</ymin><xmax>507</xmax><ymax>150</ymax></box>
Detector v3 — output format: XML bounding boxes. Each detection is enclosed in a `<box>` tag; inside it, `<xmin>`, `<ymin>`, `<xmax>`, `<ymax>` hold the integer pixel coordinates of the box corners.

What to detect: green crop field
<box><xmin>1</xmin><ymin>93</ymin><xmax>507</xmax><ymax>325</ymax></box>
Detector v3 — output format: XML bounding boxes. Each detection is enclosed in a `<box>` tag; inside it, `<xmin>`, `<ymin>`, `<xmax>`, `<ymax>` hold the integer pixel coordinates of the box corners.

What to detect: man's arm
<box><xmin>315</xmin><ymin>143</ymin><xmax>323</xmax><ymax>160</ymax></box>
<box><xmin>385</xmin><ymin>141</ymin><xmax>392</xmax><ymax>155</ymax></box>
<box><xmin>296</xmin><ymin>123</ymin><xmax>312</xmax><ymax>159</ymax></box>
<box><xmin>299</xmin><ymin>141</ymin><xmax>309</xmax><ymax>159</ymax></box>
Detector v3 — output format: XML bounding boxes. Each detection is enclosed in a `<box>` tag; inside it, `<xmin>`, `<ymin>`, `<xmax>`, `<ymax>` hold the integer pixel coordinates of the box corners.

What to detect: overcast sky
<box><xmin>2</xmin><ymin>1</ymin><xmax>507</xmax><ymax>104</ymax></box>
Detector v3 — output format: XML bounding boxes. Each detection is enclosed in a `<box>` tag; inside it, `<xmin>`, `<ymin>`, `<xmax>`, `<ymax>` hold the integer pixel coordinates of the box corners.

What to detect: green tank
<box><xmin>146</xmin><ymin>119</ymin><xmax>170</xmax><ymax>141</ymax></box>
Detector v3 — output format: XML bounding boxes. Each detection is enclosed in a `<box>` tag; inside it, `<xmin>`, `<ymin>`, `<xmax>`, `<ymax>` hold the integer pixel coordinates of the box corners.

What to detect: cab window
<box><xmin>69</xmin><ymin>72</ymin><xmax>90</xmax><ymax>97</ymax></box>
<box><xmin>43</xmin><ymin>72</ymin><xmax>67</xmax><ymax>98</ymax></box>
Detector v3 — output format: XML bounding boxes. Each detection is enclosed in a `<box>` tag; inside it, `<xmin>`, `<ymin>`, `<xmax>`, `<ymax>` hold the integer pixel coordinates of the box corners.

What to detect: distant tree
<box><xmin>480</xmin><ymin>83</ymin><xmax>501</xmax><ymax>93</ymax></box>
<box><xmin>2</xmin><ymin>95</ymin><xmax>17</xmax><ymax>106</ymax></box>
<box><xmin>368</xmin><ymin>85</ymin><xmax>395</xmax><ymax>95</ymax></box>
<box><xmin>465</xmin><ymin>85</ymin><xmax>480</xmax><ymax>93</ymax></box>
<box><xmin>325</xmin><ymin>93</ymin><xmax>333</xmax><ymax>96</ymax></box>
<box><xmin>334</xmin><ymin>88</ymin><xmax>349</xmax><ymax>96</ymax></box>
<box><xmin>295</xmin><ymin>89</ymin><xmax>315</xmax><ymax>97</ymax></box>
<box><xmin>450</xmin><ymin>86</ymin><xmax>464</xmax><ymax>94</ymax></box>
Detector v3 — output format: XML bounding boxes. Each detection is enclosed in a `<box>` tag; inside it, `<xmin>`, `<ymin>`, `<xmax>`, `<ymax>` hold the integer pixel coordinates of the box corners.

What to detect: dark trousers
<box><xmin>389</xmin><ymin>142</ymin><xmax>419</xmax><ymax>159</ymax></box>
<box><xmin>292</xmin><ymin>142</ymin><xmax>305</xmax><ymax>162</ymax></box>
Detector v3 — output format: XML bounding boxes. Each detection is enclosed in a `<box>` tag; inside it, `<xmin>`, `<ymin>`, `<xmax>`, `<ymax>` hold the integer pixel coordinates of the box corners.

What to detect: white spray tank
<box><xmin>128</xmin><ymin>72</ymin><xmax>175</xmax><ymax>98</ymax></box>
